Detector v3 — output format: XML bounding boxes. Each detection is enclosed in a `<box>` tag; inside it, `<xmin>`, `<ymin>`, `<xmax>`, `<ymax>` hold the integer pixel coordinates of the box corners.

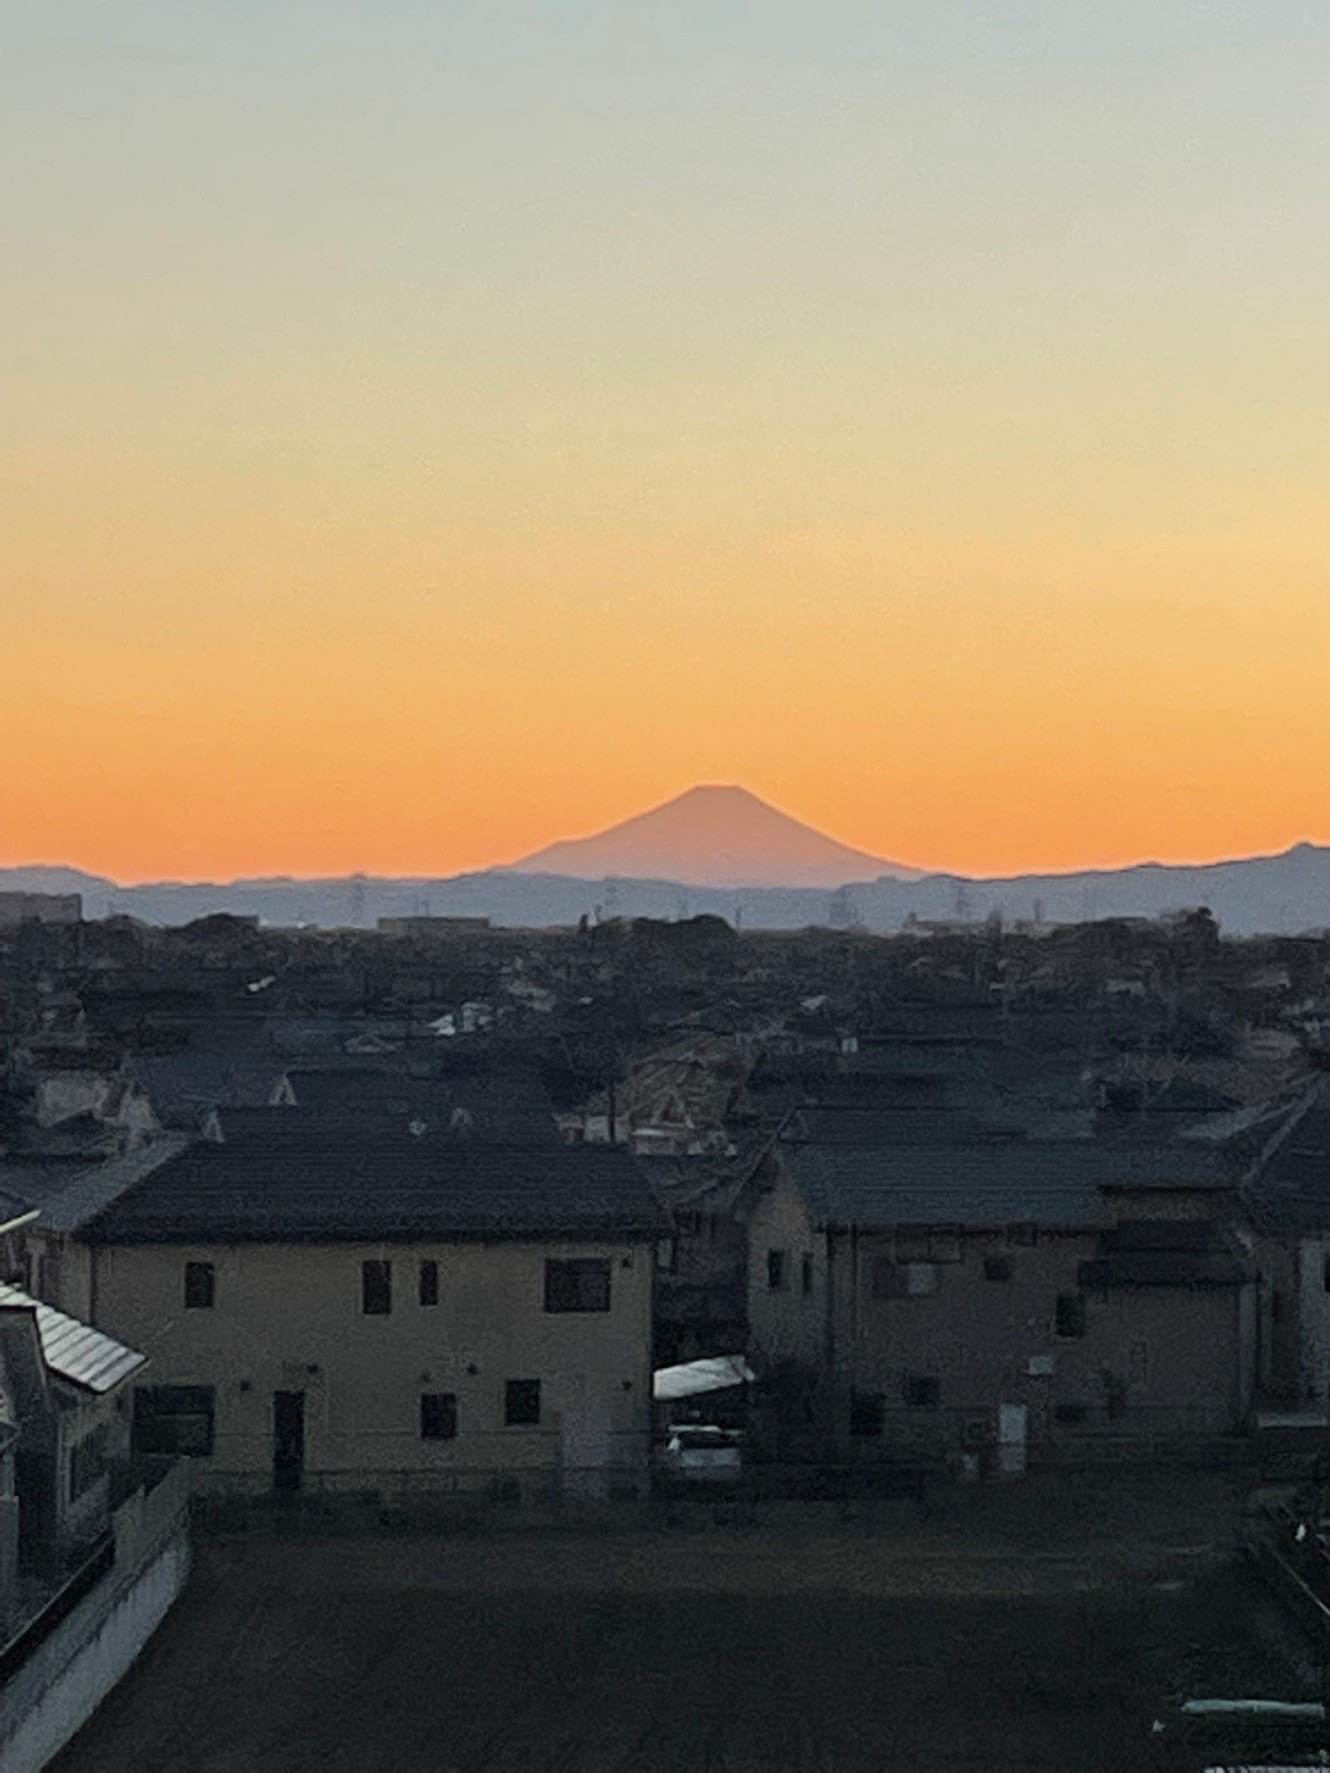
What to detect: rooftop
<box><xmin>0</xmin><ymin>1281</ymin><xmax>146</xmax><ymax>1392</ymax></box>
<box><xmin>782</xmin><ymin>1140</ymin><xmax>1236</xmax><ymax>1229</ymax></box>
<box><xmin>84</xmin><ymin>1138</ymin><xmax>666</xmax><ymax>1245</ymax></box>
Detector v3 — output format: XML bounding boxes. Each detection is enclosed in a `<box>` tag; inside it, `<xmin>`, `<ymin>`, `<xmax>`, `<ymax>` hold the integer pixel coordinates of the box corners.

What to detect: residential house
<box><xmin>20</xmin><ymin>1120</ymin><xmax>665</xmax><ymax>1501</ymax></box>
<box><xmin>0</xmin><ymin>1282</ymin><xmax>144</xmax><ymax>1605</ymax></box>
<box><xmin>744</xmin><ymin>1132</ymin><xmax>1256</xmax><ymax>1468</ymax></box>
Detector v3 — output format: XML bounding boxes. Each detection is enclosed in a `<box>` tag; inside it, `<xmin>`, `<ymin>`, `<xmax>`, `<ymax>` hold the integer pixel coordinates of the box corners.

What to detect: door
<box><xmin>997</xmin><ymin>1402</ymin><xmax>1028</xmax><ymax>1477</ymax></box>
<box><xmin>272</xmin><ymin>1391</ymin><xmax>306</xmax><ymax>1493</ymax></box>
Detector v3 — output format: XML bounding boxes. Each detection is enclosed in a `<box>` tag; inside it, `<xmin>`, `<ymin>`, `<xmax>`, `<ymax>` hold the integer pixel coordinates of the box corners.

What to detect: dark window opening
<box><xmin>505</xmin><ymin>1378</ymin><xmax>541</xmax><ymax>1426</ymax></box>
<box><xmin>903</xmin><ymin>1375</ymin><xmax>941</xmax><ymax>1409</ymax></box>
<box><xmin>1055</xmin><ymin>1294</ymin><xmax>1087</xmax><ymax>1339</ymax></box>
<box><xmin>766</xmin><ymin>1248</ymin><xmax>787</xmax><ymax>1291</ymax></box>
<box><xmin>362</xmin><ymin>1259</ymin><xmax>392</xmax><ymax>1316</ymax></box>
<box><xmin>544</xmin><ymin>1258</ymin><xmax>611</xmax><ymax>1313</ymax></box>
<box><xmin>983</xmin><ymin>1255</ymin><xmax>1013</xmax><ymax>1282</ymax></box>
<box><xmin>895</xmin><ymin>1228</ymin><xmax>930</xmax><ymax>1263</ymax></box>
<box><xmin>1322</xmin><ymin>1256</ymin><xmax>1330</xmax><ymax>1295</ymax></box>
<box><xmin>68</xmin><ymin>1424</ymin><xmax>110</xmax><ymax>1502</ymax></box>
<box><xmin>801</xmin><ymin>1252</ymin><xmax>814</xmax><ymax>1296</ymax></box>
<box><xmin>183</xmin><ymin>1261</ymin><xmax>215</xmax><ymax>1310</ymax></box>
<box><xmin>1008</xmin><ymin>1224</ymin><xmax>1038</xmax><ymax>1247</ymax></box>
<box><xmin>1055</xmin><ymin>1403</ymin><xmax>1088</xmax><ymax>1425</ymax></box>
<box><xmin>419</xmin><ymin>1259</ymin><xmax>439</xmax><ymax>1307</ymax></box>
<box><xmin>850</xmin><ymin>1392</ymin><xmax>886</xmax><ymax>1437</ymax></box>
<box><xmin>133</xmin><ymin>1385</ymin><xmax>216</xmax><ymax>1457</ymax></box>
<box><xmin>929</xmin><ymin>1228</ymin><xmax>962</xmax><ymax>1264</ymax></box>
<box><xmin>420</xmin><ymin>1392</ymin><xmax>457</xmax><ymax>1440</ymax></box>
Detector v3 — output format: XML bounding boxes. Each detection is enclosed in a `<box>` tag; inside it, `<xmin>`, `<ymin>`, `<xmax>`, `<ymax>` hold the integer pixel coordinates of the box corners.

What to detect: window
<box><xmin>766</xmin><ymin>1248</ymin><xmax>787</xmax><ymax>1291</ymax></box>
<box><xmin>801</xmin><ymin>1253</ymin><xmax>814</xmax><ymax>1297</ymax></box>
<box><xmin>183</xmin><ymin>1261</ymin><xmax>215</xmax><ymax>1310</ymax></box>
<box><xmin>419</xmin><ymin>1259</ymin><xmax>439</xmax><ymax>1307</ymax></box>
<box><xmin>1055</xmin><ymin>1294</ymin><xmax>1087</xmax><ymax>1339</ymax></box>
<box><xmin>419</xmin><ymin>1392</ymin><xmax>457</xmax><ymax>1440</ymax></box>
<box><xmin>68</xmin><ymin>1424</ymin><xmax>110</xmax><ymax>1502</ymax></box>
<box><xmin>895</xmin><ymin>1228</ymin><xmax>930</xmax><ymax>1264</ymax></box>
<box><xmin>903</xmin><ymin>1375</ymin><xmax>941</xmax><ymax>1410</ymax></box>
<box><xmin>1322</xmin><ymin>1254</ymin><xmax>1330</xmax><ymax>1295</ymax></box>
<box><xmin>504</xmin><ymin>1379</ymin><xmax>541</xmax><ymax>1426</ymax></box>
<box><xmin>362</xmin><ymin>1259</ymin><xmax>392</xmax><ymax>1316</ymax></box>
<box><xmin>1008</xmin><ymin>1223</ymin><xmax>1038</xmax><ymax>1247</ymax></box>
<box><xmin>544</xmin><ymin>1258</ymin><xmax>611</xmax><ymax>1313</ymax></box>
<box><xmin>849</xmin><ymin>1392</ymin><xmax>885</xmax><ymax>1437</ymax></box>
<box><xmin>929</xmin><ymin>1228</ymin><xmax>962</xmax><ymax>1264</ymax></box>
<box><xmin>1054</xmin><ymin>1403</ymin><xmax>1088</xmax><ymax>1425</ymax></box>
<box><xmin>133</xmin><ymin>1385</ymin><xmax>216</xmax><ymax>1457</ymax></box>
<box><xmin>871</xmin><ymin>1258</ymin><xmax>937</xmax><ymax>1299</ymax></box>
<box><xmin>983</xmin><ymin>1255</ymin><xmax>1013</xmax><ymax>1283</ymax></box>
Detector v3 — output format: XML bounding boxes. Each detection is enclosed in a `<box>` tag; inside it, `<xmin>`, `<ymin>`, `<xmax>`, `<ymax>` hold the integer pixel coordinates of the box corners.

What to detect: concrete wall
<box><xmin>88</xmin><ymin>1237</ymin><xmax>654</xmax><ymax>1489</ymax></box>
<box><xmin>0</xmin><ymin>1462</ymin><xmax>190</xmax><ymax>1773</ymax></box>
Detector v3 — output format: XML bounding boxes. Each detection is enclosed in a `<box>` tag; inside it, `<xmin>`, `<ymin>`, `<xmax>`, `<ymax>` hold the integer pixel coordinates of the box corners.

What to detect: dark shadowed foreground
<box><xmin>49</xmin><ymin>1478</ymin><xmax>1277</xmax><ymax>1773</ymax></box>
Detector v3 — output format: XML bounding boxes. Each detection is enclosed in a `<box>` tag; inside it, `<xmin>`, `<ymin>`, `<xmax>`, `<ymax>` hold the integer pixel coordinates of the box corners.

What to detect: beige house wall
<box><xmin>84</xmin><ymin>1238</ymin><xmax>654</xmax><ymax>1491</ymax></box>
<box><xmin>830</xmin><ymin>1227</ymin><xmax>1252</xmax><ymax>1451</ymax></box>
<box><xmin>745</xmin><ymin>1177</ymin><xmax>823</xmax><ymax>1374</ymax></box>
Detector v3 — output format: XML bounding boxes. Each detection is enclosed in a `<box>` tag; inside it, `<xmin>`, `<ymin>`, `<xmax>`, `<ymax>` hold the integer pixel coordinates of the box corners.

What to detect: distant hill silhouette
<box><xmin>5</xmin><ymin>833</ymin><xmax>1330</xmax><ymax>937</ymax></box>
<box><xmin>511</xmin><ymin>785</ymin><xmax>919</xmax><ymax>889</ymax></box>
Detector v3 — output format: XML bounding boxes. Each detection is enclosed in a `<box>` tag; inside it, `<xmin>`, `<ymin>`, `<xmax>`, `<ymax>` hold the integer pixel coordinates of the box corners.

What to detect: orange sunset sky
<box><xmin>5</xmin><ymin>3</ymin><xmax>1330</xmax><ymax>886</ymax></box>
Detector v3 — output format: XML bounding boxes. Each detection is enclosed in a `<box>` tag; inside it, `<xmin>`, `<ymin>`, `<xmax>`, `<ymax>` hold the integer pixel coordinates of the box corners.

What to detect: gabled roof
<box><xmin>782</xmin><ymin>1140</ymin><xmax>1235</xmax><ymax>1230</ymax></box>
<box><xmin>33</xmin><ymin>1136</ymin><xmax>194</xmax><ymax>1233</ymax></box>
<box><xmin>1242</xmin><ymin>1080</ymin><xmax>1330</xmax><ymax>1231</ymax></box>
<box><xmin>83</xmin><ymin>1138</ymin><xmax>666</xmax><ymax>1245</ymax></box>
<box><xmin>282</xmin><ymin>1067</ymin><xmax>559</xmax><ymax>1144</ymax></box>
<box><xmin>0</xmin><ymin>1282</ymin><xmax>146</xmax><ymax>1392</ymax></box>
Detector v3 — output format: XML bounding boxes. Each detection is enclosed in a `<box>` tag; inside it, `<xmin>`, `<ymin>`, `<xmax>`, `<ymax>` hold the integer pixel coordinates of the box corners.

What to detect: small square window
<box><xmin>801</xmin><ymin>1253</ymin><xmax>814</xmax><ymax>1296</ymax></box>
<box><xmin>929</xmin><ymin>1228</ymin><xmax>962</xmax><ymax>1264</ymax></box>
<box><xmin>362</xmin><ymin>1260</ymin><xmax>392</xmax><ymax>1316</ymax></box>
<box><xmin>1055</xmin><ymin>1294</ymin><xmax>1086</xmax><ymax>1339</ymax></box>
<box><xmin>504</xmin><ymin>1379</ymin><xmax>541</xmax><ymax>1427</ymax></box>
<box><xmin>850</xmin><ymin>1392</ymin><xmax>885</xmax><ymax>1437</ymax></box>
<box><xmin>183</xmin><ymin>1261</ymin><xmax>215</xmax><ymax>1310</ymax></box>
<box><xmin>419</xmin><ymin>1259</ymin><xmax>439</xmax><ymax>1307</ymax></box>
<box><xmin>766</xmin><ymin>1249</ymin><xmax>787</xmax><ymax>1291</ymax></box>
<box><xmin>895</xmin><ymin>1228</ymin><xmax>930</xmax><ymax>1264</ymax></box>
<box><xmin>983</xmin><ymin>1255</ymin><xmax>1012</xmax><ymax>1283</ymax></box>
<box><xmin>903</xmin><ymin>1374</ymin><xmax>941</xmax><ymax>1409</ymax></box>
<box><xmin>1054</xmin><ymin>1402</ymin><xmax>1088</xmax><ymax>1425</ymax></box>
<box><xmin>420</xmin><ymin>1392</ymin><xmax>457</xmax><ymax>1440</ymax></box>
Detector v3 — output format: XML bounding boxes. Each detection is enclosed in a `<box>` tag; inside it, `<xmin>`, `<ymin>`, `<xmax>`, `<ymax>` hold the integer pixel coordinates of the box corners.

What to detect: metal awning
<box><xmin>653</xmin><ymin>1356</ymin><xmax>755</xmax><ymax>1403</ymax></box>
<box><xmin>0</xmin><ymin>1282</ymin><xmax>146</xmax><ymax>1393</ymax></box>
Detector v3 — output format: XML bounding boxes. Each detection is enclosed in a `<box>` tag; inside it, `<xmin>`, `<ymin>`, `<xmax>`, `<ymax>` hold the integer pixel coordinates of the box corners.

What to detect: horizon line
<box><xmin>2</xmin><ymin>836</ymin><xmax>1324</xmax><ymax>894</ymax></box>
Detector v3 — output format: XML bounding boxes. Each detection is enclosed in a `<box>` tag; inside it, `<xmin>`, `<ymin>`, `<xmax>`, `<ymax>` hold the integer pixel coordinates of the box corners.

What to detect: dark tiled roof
<box><xmin>84</xmin><ymin>1140</ymin><xmax>665</xmax><ymax>1244</ymax></box>
<box><xmin>1078</xmin><ymin>1219</ymin><xmax>1253</xmax><ymax>1289</ymax></box>
<box><xmin>130</xmin><ymin>1053</ymin><xmax>290</xmax><ymax>1127</ymax></box>
<box><xmin>283</xmin><ymin>1068</ymin><xmax>558</xmax><ymax>1144</ymax></box>
<box><xmin>784</xmin><ymin>1141</ymin><xmax>1234</xmax><ymax>1229</ymax></box>
<box><xmin>1243</xmin><ymin>1086</ymin><xmax>1330</xmax><ymax>1230</ymax></box>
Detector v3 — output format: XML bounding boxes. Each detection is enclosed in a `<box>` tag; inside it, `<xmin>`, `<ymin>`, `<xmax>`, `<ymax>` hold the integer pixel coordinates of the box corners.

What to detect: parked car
<box><xmin>659</xmin><ymin>1424</ymin><xmax>742</xmax><ymax>1484</ymax></box>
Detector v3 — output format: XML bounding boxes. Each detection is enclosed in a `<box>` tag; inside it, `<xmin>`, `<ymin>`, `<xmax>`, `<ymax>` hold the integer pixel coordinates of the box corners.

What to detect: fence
<box><xmin>0</xmin><ymin>1459</ymin><xmax>191</xmax><ymax>1773</ymax></box>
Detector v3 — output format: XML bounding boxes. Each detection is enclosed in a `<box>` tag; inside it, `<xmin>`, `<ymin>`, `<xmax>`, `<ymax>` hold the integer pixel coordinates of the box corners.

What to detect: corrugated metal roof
<box><xmin>0</xmin><ymin>1282</ymin><xmax>145</xmax><ymax>1393</ymax></box>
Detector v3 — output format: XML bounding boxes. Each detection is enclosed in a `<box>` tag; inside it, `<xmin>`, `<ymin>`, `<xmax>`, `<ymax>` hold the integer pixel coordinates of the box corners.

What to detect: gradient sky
<box><xmin>6</xmin><ymin>2</ymin><xmax>1330</xmax><ymax>883</ymax></box>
